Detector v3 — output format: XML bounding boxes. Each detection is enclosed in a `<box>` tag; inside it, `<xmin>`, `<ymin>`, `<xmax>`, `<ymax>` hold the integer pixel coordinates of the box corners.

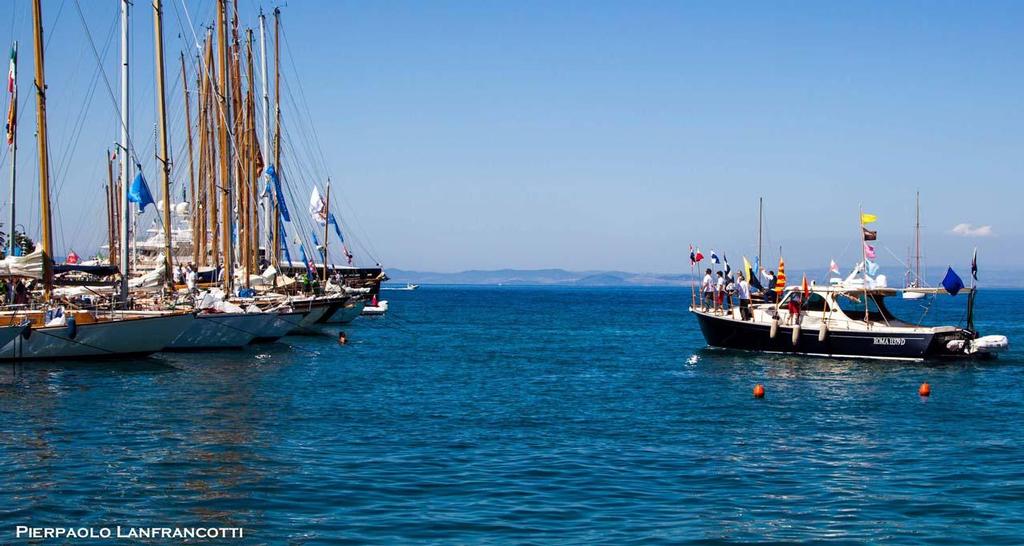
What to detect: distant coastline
<box><xmin>385</xmin><ymin>267</ymin><xmax>1024</xmax><ymax>289</ymax></box>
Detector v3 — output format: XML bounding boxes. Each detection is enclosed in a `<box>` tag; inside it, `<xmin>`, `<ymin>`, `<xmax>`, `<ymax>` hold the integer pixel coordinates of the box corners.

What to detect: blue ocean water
<box><xmin>1</xmin><ymin>286</ymin><xmax>1023</xmax><ymax>544</ymax></box>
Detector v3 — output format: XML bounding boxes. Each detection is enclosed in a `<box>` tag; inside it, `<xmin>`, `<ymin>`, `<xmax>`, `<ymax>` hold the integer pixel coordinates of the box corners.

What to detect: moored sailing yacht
<box><xmin>0</xmin><ymin>0</ymin><xmax>194</xmax><ymax>362</ymax></box>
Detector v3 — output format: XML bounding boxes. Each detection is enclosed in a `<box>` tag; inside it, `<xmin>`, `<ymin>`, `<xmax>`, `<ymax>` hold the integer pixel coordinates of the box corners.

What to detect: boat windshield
<box><xmin>778</xmin><ymin>291</ymin><xmax>831</xmax><ymax>313</ymax></box>
<box><xmin>836</xmin><ymin>292</ymin><xmax>904</xmax><ymax>324</ymax></box>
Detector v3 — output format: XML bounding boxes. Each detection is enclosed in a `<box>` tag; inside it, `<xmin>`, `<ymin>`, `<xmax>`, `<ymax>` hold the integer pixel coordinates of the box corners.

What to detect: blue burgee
<box><xmin>265</xmin><ymin>165</ymin><xmax>291</xmax><ymax>222</ymax></box>
<box><xmin>328</xmin><ymin>213</ymin><xmax>344</xmax><ymax>241</ymax></box>
<box><xmin>942</xmin><ymin>267</ymin><xmax>964</xmax><ymax>296</ymax></box>
<box><xmin>127</xmin><ymin>171</ymin><xmax>155</xmax><ymax>212</ymax></box>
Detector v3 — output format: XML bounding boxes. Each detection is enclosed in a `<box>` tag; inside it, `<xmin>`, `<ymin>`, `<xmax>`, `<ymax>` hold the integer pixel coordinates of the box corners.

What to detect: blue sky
<box><xmin>0</xmin><ymin>0</ymin><xmax>1021</xmax><ymax>276</ymax></box>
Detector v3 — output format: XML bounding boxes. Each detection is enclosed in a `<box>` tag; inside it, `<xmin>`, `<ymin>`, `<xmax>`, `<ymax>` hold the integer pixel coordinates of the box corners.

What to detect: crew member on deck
<box><xmin>186</xmin><ymin>264</ymin><xmax>197</xmax><ymax>294</ymax></box>
<box><xmin>715</xmin><ymin>271</ymin><xmax>726</xmax><ymax>313</ymax></box>
<box><xmin>787</xmin><ymin>293</ymin><xmax>802</xmax><ymax>324</ymax></box>
<box><xmin>737</xmin><ymin>273</ymin><xmax>752</xmax><ymax>320</ymax></box>
<box><xmin>701</xmin><ymin>268</ymin><xmax>714</xmax><ymax>311</ymax></box>
<box><xmin>762</xmin><ymin>270</ymin><xmax>777</xmax><ymax>303</ymax></box>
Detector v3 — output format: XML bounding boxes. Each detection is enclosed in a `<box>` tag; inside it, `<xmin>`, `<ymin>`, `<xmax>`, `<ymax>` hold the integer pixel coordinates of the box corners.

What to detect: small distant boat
<box><xmin>361</xmin><ymin>296</ymin><xmax>388</xmax><ymax>316</ymax></box>
<box><xmin>382</xmin><ymin>283</ymin><xmax>418</xmax><ymax>291</ymax></box>
<box><xmin>902</xmin><ymin>192</ymin><xmax>926</xmax><ymax>300</ymax></box>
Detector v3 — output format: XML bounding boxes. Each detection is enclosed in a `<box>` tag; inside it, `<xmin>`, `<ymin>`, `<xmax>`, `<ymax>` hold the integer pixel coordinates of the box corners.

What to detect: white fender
<box><xmin>770</xmin><ymin>318</ymin><xmax>779</xmax><ymax>339</ymax></box>
<box><xmin>792</xmin><ymin>324</ymin><xmax>801</xmax><ymax>346</ymax></box>
<box><xmin>818</xmin><ymin>324</ymin><xmax>828</xmax><ymax>342</ymax></box>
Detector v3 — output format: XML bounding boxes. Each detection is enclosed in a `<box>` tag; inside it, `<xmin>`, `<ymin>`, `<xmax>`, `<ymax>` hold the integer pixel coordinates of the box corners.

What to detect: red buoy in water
<box><xmin>753</xmin><ymin>384</ymin><xmax>765</xmax><ymax>398</ymax></box>
<box><xmin>919</xmin><ymin>383</ymin><xmax>931</xmax><ymax>397</ymax></box>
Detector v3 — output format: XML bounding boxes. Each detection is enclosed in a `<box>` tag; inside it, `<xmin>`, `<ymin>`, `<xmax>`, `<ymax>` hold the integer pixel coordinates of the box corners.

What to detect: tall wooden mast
<box><xmin>216</xmin><ymin>0</ymin><xmax>234</xmax><ymax>292</ymax></box>
<box><xmin>181</xmin><ymin>52</ymin><xmax>198</xmax><ymax>267</ymax></box>
<box><xmin>244</xmin><ymin>28</ymin><xmax>257</xmax><ymax>280</ymax></box>
<box><xmin>30</xmin><ymin>0</ymin><xmax>54</xmax><ymax>300</ymax></box>
<box><xmin>322</xmin><ymin>183</ymin><xmax>330</xmax><ymax>282</ymax></box>
<box><xmin>106</xmin><ymin>150</ymin><xmax>117</xmax><ymax>267</ymax></box>
<box><xmin>152</xmin><ymin>0</ymin><xmax>174</xmax><ymax>292</ymax></box>
<box><xmin>202</xmin><ymin>34</ymin><xmax>218</xmax><ymax>269</ymax></box>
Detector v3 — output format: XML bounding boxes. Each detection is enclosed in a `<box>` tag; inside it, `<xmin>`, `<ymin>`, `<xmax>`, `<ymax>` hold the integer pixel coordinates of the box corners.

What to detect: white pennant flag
<box><xmin>309</xmin><ymin>187</ymin><xmax>327</xmax><ymax>225</ymax></box>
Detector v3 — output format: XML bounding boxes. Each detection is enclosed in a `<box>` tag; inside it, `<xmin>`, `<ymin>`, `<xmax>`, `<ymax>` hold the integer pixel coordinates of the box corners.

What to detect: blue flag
<box><xmin>942</xmin><ymin>267</ymin><xmax>964</xmax><ymax>296</ymax></box>
<box><xmin>328</xmin><ymin>213</ymin><xmax>344</xmax><ymax>241</ymax></box>
<box><xmin>866</xmin><ymin>260</ymin><xmax>879</xmax><ymax>277</ymax></box>
<box><xmin>264</xmin><ymin>165</ymin><xmax>291</xmax><ymax>222</ymax></box>
<box><xmin>127</xmin><ymin>171</ymin><xmax>155</xmax><ymax>212</ymax></box>
<box><xmin>279</xmin><ymin>226</ymin><xmax>293</xmax><ymax>265</ymax></box>
<box><xmin>298</xmin><ymin>244</ymin><xmax>316</xmax><ymax>279</ymax></box>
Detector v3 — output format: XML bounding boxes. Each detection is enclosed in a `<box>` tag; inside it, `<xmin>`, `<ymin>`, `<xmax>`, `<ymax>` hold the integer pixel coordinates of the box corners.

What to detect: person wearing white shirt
<box><xmin>737</xmin><ymin>273</ymin><xmax>752</xmax><ymax>320</ymax></box>
<box><xmin>715</xmin><ymin>271</ymin><xmax>726</xmax><ymax>313</ymax></box>
<box><xmin>186</xmin><ymin>264</ymin><xmax>197</xmax><ymax>293</ymax></box>
<box><xmin>701</xmin><ymin>268</ymin><xmax>714</xmax><ymax>310</ymax></box>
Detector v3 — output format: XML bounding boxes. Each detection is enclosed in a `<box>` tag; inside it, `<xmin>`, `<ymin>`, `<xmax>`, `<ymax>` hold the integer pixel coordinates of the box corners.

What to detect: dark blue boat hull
<box><xmin>692</xmin><ymin>312</ymin><xmax>948</xmax><ymax>361</ymax></box>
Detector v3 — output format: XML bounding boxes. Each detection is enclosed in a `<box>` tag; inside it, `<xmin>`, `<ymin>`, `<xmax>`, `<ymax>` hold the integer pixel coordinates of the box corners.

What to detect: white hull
<box><xmin>166</xmin><ymin>312</ymin><xmax>270</xmax><ymax>350</ymax></box>
<box><xmin>254</xmin><ymin>311</ymin><xmax>308</xmax><ymax>341</ymax></box>
<box><xmin>361</xmin><ymin>300</ymin><xmax>389</xmax><ymax>316</ymax></box>
<box><xmin>0</xmin><ymin>313</ymin><xmax>194</xmax><ymax>361</ymax></box>
<box><xmin>323</xmin><ymin>300</ymin><xmax>366</xmax><ymax>323</ymax></box>
<box><xmin>902</xmin><ymin>291</ymin><xmax>926</xmax><ymax>300</ymax></box>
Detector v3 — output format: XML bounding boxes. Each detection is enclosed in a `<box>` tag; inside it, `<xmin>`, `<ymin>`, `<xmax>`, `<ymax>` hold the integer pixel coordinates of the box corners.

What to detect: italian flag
<box><xmin>5</xmin><ymin>43</ymin><xmax>15</xmax><ymax>145</ymax></box>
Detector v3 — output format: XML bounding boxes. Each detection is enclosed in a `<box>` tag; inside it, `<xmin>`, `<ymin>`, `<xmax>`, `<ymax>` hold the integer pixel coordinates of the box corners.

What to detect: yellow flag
<box><xmin>861</xmin><ymin>213</ymin><xmax>878</xmax><ymax>225</ymax></box>
<box><xmin>742</xmin><ymin>256</ymin><xmax>753</xmax><ymax>279</ymax></box>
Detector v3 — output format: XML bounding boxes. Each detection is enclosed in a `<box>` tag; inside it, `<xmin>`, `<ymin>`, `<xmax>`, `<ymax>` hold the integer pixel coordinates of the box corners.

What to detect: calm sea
<box><xmin>1</xmin><ymin>286</ymin><xmax>1023</xmax><ymax>544</ymax></box>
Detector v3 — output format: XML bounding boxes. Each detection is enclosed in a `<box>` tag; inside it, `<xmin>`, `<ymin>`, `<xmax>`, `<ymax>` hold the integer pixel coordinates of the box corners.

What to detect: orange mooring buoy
<box><xmin>919</xmin><ymin>383</ymin><xmax>931</xmax><ymax>397</ymax></box>
<box><xmin>753</xmin><ymin>384</ymin><xmax>765</xmax><ymax>398</ymax></box>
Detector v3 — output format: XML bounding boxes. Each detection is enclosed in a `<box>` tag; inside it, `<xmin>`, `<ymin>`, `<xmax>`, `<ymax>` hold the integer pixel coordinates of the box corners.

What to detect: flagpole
<box><xmin>7</xmin><ymin>42</ymin><xmax>16</xmax><ymax>258</ymax></box>
<box><xmin>860</xmin><ymin>206</ymin><xmax>868</xmax><ymax>323</ymax></box>
<box><xmin>757</xmin><ymin>197</ymin><xmax>762</xmax><ymax>268</ymax></box>
<box><xmin>322</xmin><ymin>182</ymin><xmax>330</xmax><ymax>283</ymax></box>
<box><xmin>689</xmin><ymin>245</ymin><xmax>695</xmax><ymax>308</ymax></box>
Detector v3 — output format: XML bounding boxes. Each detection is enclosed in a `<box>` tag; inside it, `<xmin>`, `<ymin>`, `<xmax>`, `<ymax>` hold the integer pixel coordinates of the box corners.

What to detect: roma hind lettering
<box><xmin>873</xmin><ymin>337</ymin><xmax>907</xmax><ymax>346</ymax></box>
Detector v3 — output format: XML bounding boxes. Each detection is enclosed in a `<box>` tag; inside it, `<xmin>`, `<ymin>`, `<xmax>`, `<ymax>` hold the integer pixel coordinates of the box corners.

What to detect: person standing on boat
<box><xmin>736</xmin><ymin>273</ymin><xmax>752</xmax><ymax>320</ymax></box>
<box><xmin>186</xmin><ymin>264</ymin><xmax>197</xmax><ymax>294</ymax></box>
<box><xmin>761</xmin><ymin>270</ymin><xmax>777</xmax><ymax>303</ymax></box>
<box><xmin>787</xmin><ymin>293</ymin><xmax>802</xmax><ymax>325</ymax></box>
<box><xmin>701</xmin><ymin>268</ymin><xmax>714</xmax><ymax>311</ymax></box>
<box><xmin>715</xmin><ymin>271</ymin><xmax>726</xmax><ymax>313</ymax></box>
<box><xmin>13</xmin><ymin>280</ymin><xmax>28</xmax><ymax>305</ymax></box>
<box><xmin>724</xmin><ymin>274</ymin><xmax>736</xmax><ymax>312</ymax></box>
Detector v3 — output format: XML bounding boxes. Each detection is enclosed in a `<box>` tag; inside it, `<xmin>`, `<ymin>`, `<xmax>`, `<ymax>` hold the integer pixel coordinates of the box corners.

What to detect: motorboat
<box><xmin>691</xmin><ymin>284</ymin><xmax>1007</xmax><ymax>361</ymax></box>
<box><xmin>361</xmin><ymin>298</ymin><xmax>388</xmax><ymax>316</ymax></box>
<box><xmin>382</xmin><ymin>283</ymin><xmax>418</xmax><ymax>291</ymax></box>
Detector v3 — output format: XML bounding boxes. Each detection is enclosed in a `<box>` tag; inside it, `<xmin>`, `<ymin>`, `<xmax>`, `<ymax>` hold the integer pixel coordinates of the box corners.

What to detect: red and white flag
<box><xmin>829</xmin><ymin>259</ymin><xmax>840</xmax><ymax>275</ymax></box>
<box><xmin>66</xmin><ymin>250</ymin><xmax>80</xmax><ymax>265</ymax></box>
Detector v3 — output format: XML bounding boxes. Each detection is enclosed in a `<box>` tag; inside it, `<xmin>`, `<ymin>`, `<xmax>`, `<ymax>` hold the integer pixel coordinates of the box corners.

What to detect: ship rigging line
<box><xmin>69</xmin><ymin>0</ymin><xmax>147</xmax><ymax>180</ymax></box>
<box><xmin>278</xmin><ymin>22</ymin><xmax>382</xmax><ymax>264</ymax></box>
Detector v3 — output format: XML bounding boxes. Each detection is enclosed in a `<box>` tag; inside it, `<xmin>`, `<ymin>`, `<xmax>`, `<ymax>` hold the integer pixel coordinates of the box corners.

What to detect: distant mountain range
<box><xmin>384</xmin><ymin>267</ymin><xmax>1024</xmax><ymax>288</ymax></box>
